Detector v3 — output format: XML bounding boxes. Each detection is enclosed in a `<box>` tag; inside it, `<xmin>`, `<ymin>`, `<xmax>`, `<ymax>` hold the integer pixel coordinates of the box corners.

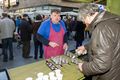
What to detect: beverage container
<box><xmin>25</xmin><ymin>77</ymin><xmax>33</xmax><ymax>80</ymax></box>
<box><xmin>43</xmin><ymin>75</ymin><xmax>49</xmax><ymax>80</ymax></box>
<box><xmin>37</xmin><ymin>72</ymin><xmax>43</xmax><ymax>78</ymax></box>
<box><xmin>56</xmin><ymin>74</ymin><xmax>63</xmax><ymax>80</ymax></box>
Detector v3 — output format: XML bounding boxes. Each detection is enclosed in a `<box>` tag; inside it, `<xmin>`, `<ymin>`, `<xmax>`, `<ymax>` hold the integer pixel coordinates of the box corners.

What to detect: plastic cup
<box><xmin>62</xmin><ymin>58</ymin><xmax>66</xmax><ymax>64</ymax></box>
<box><xmin>50</xmin><ymin>76</ymin><xmax>57</xmax><ymax>80</ymax></box>
<box><xmin>56</xmin><ymin>74</ymin><xmax>63</xmax><ymax>80</ymax></box>
<box><xmin>56</xmin><ymin>60</ymin><xmax>59</xmax><ymax>64</ymax></box>
<box><xmin>49</xmin><ymin>71</ymin><xmax>55</xmax><ymax>77</ymax></box>
<box><xmin>43</xmin><ymin>75</ymin><xmax>49</xmax><ymax>80</ymax></box>
<box><xmin>25</xmin><ymin>77</ymin><xmax>33</xmax><ymax>80</ymax></box>
<box><xmin>53</xmin><ymin>77</ymin><xmax>57</xmax><ymax>80</ymax></box>
<box><xmin>37</xmin><ymin>72</ymin><xmax>43</xmax><ymax>78</ymax></box>
<box><xmin>36</xmin><ymin>77</ymin><xmax>42</xmax><ymax>80</ymax></box>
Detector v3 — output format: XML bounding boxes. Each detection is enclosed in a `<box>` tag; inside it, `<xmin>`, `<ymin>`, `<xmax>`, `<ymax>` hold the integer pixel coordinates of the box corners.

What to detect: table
<box><xmin>8</xmin><ymin>56</ymin><xmax>84</xmax><ymax>80</ymax></box>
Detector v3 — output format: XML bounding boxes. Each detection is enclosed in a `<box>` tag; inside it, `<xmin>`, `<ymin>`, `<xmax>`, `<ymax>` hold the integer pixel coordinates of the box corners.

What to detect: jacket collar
<box><xmin>88</xmin><ymin>11</ymin><xmax>120</xmax><ymax>35</ymax></box>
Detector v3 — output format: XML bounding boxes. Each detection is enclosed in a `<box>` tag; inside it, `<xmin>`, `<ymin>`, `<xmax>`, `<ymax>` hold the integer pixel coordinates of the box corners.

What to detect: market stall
<box><xmin>8</xmin><ymin>54</ymin><xmax>84</xmax><ymax>80</ymax></box>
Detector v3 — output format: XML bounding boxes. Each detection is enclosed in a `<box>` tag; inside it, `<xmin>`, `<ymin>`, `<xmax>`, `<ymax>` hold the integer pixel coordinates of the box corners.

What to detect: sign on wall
<box><xmin>10</xmin><ymin>0</ymin><xmax>19</xmax><ymax>6</ymax></box>
<box><xmin>4</xmin><ymin>0</ymin><xmax>9</xmax><ymax>7</ymax></box>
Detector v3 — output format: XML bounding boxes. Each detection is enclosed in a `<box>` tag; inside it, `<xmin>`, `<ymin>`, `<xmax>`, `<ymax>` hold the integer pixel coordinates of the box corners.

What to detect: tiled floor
<box><xmin>0</xmin><ymin>40</ymin><xmax>76</xmax><ymax>69</ymax></box>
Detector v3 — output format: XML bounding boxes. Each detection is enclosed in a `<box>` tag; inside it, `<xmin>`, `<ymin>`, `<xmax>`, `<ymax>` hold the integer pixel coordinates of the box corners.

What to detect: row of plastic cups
<box><xmin>26</xmin><ymin>69</ymin><xmax>63</xmax><ymax>80</ymax></box>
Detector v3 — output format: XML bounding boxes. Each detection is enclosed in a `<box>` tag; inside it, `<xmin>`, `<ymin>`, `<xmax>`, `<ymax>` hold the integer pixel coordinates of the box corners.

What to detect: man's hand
<box><xmin>14</xmin><ymin>32</ymin><xmax>18</xmax><ymax>35</ymax></box>
<box><xmin>63</xmin><ymin>43</ymin><xmax>68</xmax><ymax>50</ymax></box>
<box><xmin>78</xmin><ymin>63</ymin><xmax>83</xmax><ymax>72</ymax></box>
<box><xmin>75</xmin><ymin>46</ymin><xmax>86</xmax><ymax>55</ymax></box>
<box><xmin>49</xmin><ymin>42</ymin><xmax>59</xmax><ymax>48</ymax></box>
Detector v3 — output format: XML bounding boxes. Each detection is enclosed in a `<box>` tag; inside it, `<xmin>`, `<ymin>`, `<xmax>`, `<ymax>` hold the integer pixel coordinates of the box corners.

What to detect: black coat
<box><xmin>74</xmin><ymin>21</ymin><xmax>86</xmax><ymax>41</ymax></box>
<box><xmin>19</xmin><ymin>19</ymin><xmax>32</xmax><ymax>41</ymax></box>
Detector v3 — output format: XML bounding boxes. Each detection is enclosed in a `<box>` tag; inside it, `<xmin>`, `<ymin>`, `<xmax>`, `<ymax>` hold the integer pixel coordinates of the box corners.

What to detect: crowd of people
<box><xmin>0</xmin><ymin>9</ymin><xmax>87</xmax><ymax>62</ymax></box>
<box><xmin>0</xmin><ymin>12</ymin><xmax>50</xmax><ymax>62</ymax></box>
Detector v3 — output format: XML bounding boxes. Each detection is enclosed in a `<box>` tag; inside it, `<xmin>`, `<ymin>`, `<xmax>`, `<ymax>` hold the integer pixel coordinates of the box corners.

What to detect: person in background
<box><xmin>19</xmin><ymin>14</ymin><xmax>33</xmax><ymax>58</ymax></box>
<box><xmin>14</xmin><ymin>16</ymin><xmax>22</xmax><ymax>48</ymax></box>
<box><xmin>0</xmin><ymin>17</ymin><xmax>2</xmax><ymax>48</ymax></box>
<box><xmin>15</xmin><ymin>16</ymin><xmax>21</xmax><ymax>33</ymax></box>
<box><xmin>0</xmin><ymin>13</ymin><xmax>15</xmax><ymax>62</ymax></box>
<box><xmin>74</xmin><ymin>20</ymin><xmax>86</xmax><ymax>48</ymax></box>
<box><xmin>37</xmin><ymin>9</ymin><xmax>68</xmax><ymax>59</ymax></box>
<box><xmin>33</xmin><ymin>15</ymin><xmax>43</xmax><ymax>59</ymax></box>
<box><xmin>42</xmin><ymin>15</ymin><xmax>49</xmax><ymax>21</ymax></box>
<box><xmin>28</xmin><ymin>16</ymin><xmax>32</xmax><ymax>25</ymax></box>
<box><xmin>76</xmin><ymin>3</ymin><xmax>120</xmax><ymax>80</ymax></box>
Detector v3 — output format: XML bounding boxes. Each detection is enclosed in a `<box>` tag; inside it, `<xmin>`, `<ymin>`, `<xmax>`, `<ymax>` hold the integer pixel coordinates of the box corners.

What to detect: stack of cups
<box><xmin>25</xmin><ymin>77</ymin><xmax>33</xmax><ymax>80</ymax></box>
<box><xmin>49</xmin><ymin>72</ymin><xmax>55</xmax><ymax>80</ymax></box>
<box><xmin>36</xmin><ymin>72</ymin><xmax>43</xmax><ymax>80</ymax></box>
<box><xmin>55</xmin><ymin>69</ymin><xmax>63</xmax><ymax>80</ymax></box>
